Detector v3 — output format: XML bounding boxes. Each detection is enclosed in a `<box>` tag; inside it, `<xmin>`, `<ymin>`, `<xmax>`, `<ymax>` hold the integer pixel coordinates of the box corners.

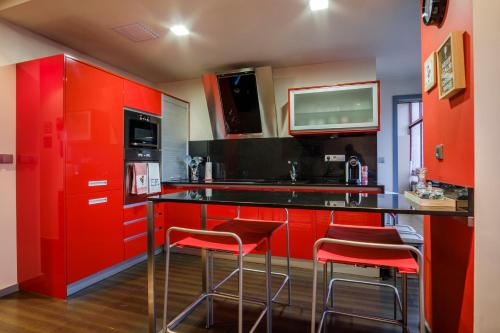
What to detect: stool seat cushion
<box><xmin>174</xmin><ymin>219</ymin><xmax>283</xmax><ymax>255</ymax></box>
<box><xmin>317</xmin><ymin>224</ymin><xmax>418</xmax><ymax>274</ymax></box>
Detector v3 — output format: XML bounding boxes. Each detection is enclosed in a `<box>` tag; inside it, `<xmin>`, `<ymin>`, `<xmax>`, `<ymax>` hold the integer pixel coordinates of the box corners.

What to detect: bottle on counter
<box><xmin>205</xmin><ymin>156</ymin><xmax>213</xmax><ymax>182</ymax></box>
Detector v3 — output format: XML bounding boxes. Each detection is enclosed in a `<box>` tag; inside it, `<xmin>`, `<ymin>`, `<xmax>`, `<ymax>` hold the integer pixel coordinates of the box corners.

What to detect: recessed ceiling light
<box><xmin>170</xmin><ymin>24</ymin><xmax>190</xmax><ymax>36</ymax></box>
<box><xmin>309</xmin><ymin>0</ymin><xmax>329</xmax><ymax>11</ymax></box>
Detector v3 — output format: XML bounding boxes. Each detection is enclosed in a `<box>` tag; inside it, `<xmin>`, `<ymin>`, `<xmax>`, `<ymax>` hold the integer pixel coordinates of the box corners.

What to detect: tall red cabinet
<box><xmin>16</xmin><ymin>55</ymin><xmax>125</xmax><ymax>298</ymax></box>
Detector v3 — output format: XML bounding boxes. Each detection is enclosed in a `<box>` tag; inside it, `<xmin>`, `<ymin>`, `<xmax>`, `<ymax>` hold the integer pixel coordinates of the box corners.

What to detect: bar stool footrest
<box><xmin>165</xmin><ymin>291</ymin><xmax>268</xmax><ymax>333</ymax></box>
<box><xmin>325</xmin><ymin>277</ymin><xmax>403</xmax><ymax>315</ymax></box>
<box><xmin>317</xmin><ymin>309</ymin><xmax>404</xmax><ymax>333</ymax></box>
<box><xmin>213</xmin><ymin>267</ymin><xmax>290</xmax><ymax>304</ymax></box>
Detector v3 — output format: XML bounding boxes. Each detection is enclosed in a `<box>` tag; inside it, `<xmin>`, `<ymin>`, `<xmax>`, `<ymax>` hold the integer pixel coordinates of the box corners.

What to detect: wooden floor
<box><xmin>0</xmin><ymin>253</ymin><xmax>419</xmax><ymax>332</ymax></box>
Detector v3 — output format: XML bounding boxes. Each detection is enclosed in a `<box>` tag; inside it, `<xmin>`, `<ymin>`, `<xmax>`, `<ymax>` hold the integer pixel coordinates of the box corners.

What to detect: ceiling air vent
<box><xmin>112</xmin><ymin>22</ymin><xmax>159</xmax><ymax>42</ymax></box>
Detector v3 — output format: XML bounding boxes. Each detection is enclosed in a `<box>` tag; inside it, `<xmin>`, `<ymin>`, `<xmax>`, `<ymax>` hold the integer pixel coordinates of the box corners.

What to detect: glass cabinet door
<box><xmin>289</xmin><ymin>82</ymin><xmax>379</xmax><ymax>133</ymax></box>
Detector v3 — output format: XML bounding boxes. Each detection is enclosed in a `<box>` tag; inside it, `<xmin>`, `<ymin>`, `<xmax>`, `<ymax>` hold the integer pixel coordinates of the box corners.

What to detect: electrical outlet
<box><xmin>324</xmin><ymin>154</ymin><xmax>346</xmax><ymax>162</ymax></box>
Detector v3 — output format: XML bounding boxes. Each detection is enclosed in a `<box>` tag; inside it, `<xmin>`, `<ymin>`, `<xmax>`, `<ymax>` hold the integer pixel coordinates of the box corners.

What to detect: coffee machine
<box><xmin>345</xmin><ymin>156</ymin><xmax>362</xmax><ymax>185</ymax></box>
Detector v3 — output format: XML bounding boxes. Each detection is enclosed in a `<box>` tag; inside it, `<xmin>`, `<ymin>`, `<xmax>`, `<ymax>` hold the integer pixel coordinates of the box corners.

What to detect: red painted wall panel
<box><xmin>425</xmin><ymin>217</ymin><xmax>474</xmax><ymax>333</ymax></box>
<box><xmin>421</xmin><ymin>0</ymin><xmax>475</xmax><ymax>331</ymax></box>
<box><xmin>16</xmin><ymin>55</ymin><xmax>67</xmax><ymax>299</ymax></box>
<box><xmin>421</xmin><ymin>0</ymin><xmax>474</xmax><ymax>187</ymax></box>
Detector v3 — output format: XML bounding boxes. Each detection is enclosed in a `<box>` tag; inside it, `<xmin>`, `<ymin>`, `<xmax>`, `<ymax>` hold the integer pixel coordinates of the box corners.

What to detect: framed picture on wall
<box><xmin>437</xmin><ymin>31</ymin><xmax>466</xmax><ymax>99</ymax></box>
<box><xmin>424</xmin><ymin>52</ymin><xmax>437</xmax><ymax>92</ymax></box>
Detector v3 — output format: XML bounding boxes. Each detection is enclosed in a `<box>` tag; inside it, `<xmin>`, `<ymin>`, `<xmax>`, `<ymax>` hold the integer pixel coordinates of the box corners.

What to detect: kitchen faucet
<box><xmin>288</xmin><ymin>160</ymin><xmax>298</xmax><ymax>182</ymax></box>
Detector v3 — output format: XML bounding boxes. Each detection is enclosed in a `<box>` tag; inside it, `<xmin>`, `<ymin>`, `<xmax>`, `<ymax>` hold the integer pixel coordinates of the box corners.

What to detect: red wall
<box><xmin>421</xmin><ymin>1</ymin><xmax>475</xmax><ymax>332</ymax></box>
<box><xmin>421</xmin><ymin>0</ymin><xmax>474</xmax><ymax>188</ymax></box>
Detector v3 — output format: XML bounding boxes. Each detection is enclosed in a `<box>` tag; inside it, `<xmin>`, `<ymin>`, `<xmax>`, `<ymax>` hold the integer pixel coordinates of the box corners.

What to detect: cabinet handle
<box><xmin>88</xmin><ymin>197</ymin><xmax>108</xmax><ymax>205</ymax></box>
<box><xmin>88</xmin><ymin>180</ymin><xmax>108</xmax><ymax>187</ymax></box>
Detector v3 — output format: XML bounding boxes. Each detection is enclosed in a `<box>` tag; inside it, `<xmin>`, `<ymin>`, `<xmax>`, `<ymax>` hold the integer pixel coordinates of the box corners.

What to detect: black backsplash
<box><xmin>189</xmin><ymin>134</ymin><xmax>377</xmax><ymax>183</ymax></box>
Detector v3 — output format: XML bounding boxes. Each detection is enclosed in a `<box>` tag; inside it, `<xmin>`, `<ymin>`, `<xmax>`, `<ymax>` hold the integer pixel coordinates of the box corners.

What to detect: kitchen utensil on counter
<box><xmin>205</xmin><ymin>156</ymin><xmax>213</xmax><ymax>182</ymax></box>
<box><xmin>415</xmin><ymin>168</ymin><xmax>427</xmax><ymax>193</ymax></box>
<box><xmin>345</xmin><ymin>156</ymin><xmax>362</xmax><ymax>184</ymax></box>
<box><xmin>184</xmin><ymin>156</ymin><xmax>204</xmax><ymax>181</ymax></box>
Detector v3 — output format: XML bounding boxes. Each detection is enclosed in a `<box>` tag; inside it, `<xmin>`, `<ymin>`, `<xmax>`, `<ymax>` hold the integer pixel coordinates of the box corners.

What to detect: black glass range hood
<box><xmin>217</xmin><ymin>71</ymin><xmax>262</xmax><ymax>135</ymax></box>
<box><xmin>202</xmin><ymin>66</ymin><xmax>278</xmax><ymax>140</ymax></box>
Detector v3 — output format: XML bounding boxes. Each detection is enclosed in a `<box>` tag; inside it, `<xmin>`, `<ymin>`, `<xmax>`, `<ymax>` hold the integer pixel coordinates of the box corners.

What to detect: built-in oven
<box><xmin>124</xmin><ymin>109</ymin><xmax>162</xmax><ymax>205</ymax></box>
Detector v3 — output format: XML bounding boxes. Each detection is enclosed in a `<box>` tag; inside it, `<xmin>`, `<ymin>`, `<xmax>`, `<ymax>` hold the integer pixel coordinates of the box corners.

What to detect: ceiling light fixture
<box><xmin>170</xmin><ymin>24</ymin><xmax>190</xmax><ymax>36</ymax></box>
<box><xmin>309</xmin><ymin>0</ymin><xmax>329</xmax><ymax>11</ymax></box>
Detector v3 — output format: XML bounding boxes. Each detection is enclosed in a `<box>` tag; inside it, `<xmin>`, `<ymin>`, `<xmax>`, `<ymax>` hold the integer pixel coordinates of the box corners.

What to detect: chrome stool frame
<box><xmin>311</xmin><ymin>238</ymin><xmax>425</xmax><ymax>333</ymax></box>
<box><xmin>213</xmin><ymin>207</ymin><xmax>292</xmax><ymax>306</ymax></box>
<box><xmin>163</xmin><ymin>227</ymin><xmax>273</xmax><ymax>333</ymax></box>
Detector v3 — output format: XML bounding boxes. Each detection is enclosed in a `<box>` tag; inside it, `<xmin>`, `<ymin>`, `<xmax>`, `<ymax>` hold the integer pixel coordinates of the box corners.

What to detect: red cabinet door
<box><xmin>333</xmin><ymin>211</ymin><xmax>382</xmax><ymax>226</ymax></box>
<box><xmin>67</xmin><ymin>190</ymin><xmax>123</xmax><ymax>283</ymax></box>
<box><xmin>65</xmin><ymin>58</ymin><xmax>124</xmax><ymax>195</ymax></box>
<box><xmin>164</xmin><ymin>202</ymin><xmax>202</xmax><ymax>244</ymax></box>
<box><xmin>288</xmin><ymin>209</ymin><xmax>316</xmax><ymax>260</ymax></box>
<box><xmin>124</xmin><ymin>80</ymin><xmax>162</xmax><ymax>115</ymax></box>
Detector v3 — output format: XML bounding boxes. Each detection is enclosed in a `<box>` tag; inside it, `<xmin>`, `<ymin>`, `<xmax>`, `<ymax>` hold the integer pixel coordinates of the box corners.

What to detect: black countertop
<box><xmin>163</xmin><ymin>178</ymin><xmax>384</xmax><ymax>189</ymax></box>
<box><xmin>149</xmin><ymin>189</ymin><xmax>471</xmax><ymax>217</ymax></box>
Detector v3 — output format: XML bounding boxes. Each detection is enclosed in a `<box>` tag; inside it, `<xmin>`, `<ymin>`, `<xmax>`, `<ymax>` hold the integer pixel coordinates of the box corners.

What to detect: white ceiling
<box><xmin>0</xmin><ymin>0</ymin><xmax>421</xmax><ymax>83</ymax></box>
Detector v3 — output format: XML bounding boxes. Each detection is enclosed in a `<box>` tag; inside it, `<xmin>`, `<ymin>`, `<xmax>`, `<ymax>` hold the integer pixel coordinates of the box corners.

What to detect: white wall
<box><xmin>0</xmin><ymin>65</ymin><xmax>17</xmax><ymax>291</ymax></box>
<box><xmin>158</xmin><ymin>79</ymin><xmax>213</xmax><ymax>141</ymax></box>
<box><xmin>376</xmin><ymin>75</ymin><xmax>421</xmax><ymax>192</ymax></box>
<box><xmin>473</xmin><ymin>1</ymin><xmax>500</xmax><ymax>331</ymax></box>
<box><xmin>272</xmin><ymin>60</ymin><xmax>376</xmax><ymax>137</ymax></box>
<box><xmin>159</xmin><ymin>61</ymin><xmax>423</xmax><ymax>194</ymax></box>
<box><xmin>158</xmin><ymin>59</ymin><xmax>377</xmax><ymax>141</ymax></box>
<box><xmin>0</xmin><ymin>19</ymin><xmax>153</xmax><ymax>292</ymax></box>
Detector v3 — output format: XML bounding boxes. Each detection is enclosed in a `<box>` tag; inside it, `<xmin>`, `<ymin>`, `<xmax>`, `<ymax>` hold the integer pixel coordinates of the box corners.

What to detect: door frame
<box><xmin>392</xmin><ymin>94</ymin><xmax>422</xmax><ymax>193</ymax></box>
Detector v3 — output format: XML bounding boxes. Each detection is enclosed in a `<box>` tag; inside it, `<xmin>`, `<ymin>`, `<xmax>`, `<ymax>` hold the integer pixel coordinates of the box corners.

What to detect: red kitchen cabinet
<box><xmin>288</xmin><ymin>209</ymin><xmax>316</xmax><ymax>259</ymax></box>
<box><xmin>164</xmin><ymin>202</ymin><xmax>202</xmax><ymax>243</ymax></box>
<box><xmin>333</xmin><ymin>211</ymin><xmax>382</xmax><ymax>226</ymax></box>
<box><xmin>288</xmin><ymin>81</ymin><xmax>380</xmax><ymax>135</ymax></box>
<box><xmin>17</xmin><ymin>54</ymin><xmax>67</xmax><ymax>299</ymax></box>
<box><xmin>16</xmin><ymin>54</ymin><xmax>166</xmax><ymax>299</ymax></box>
<box><xmin>67</xmin><ymin>190</ymin><xmax>123</xmax><ymax>283</ymax></box>
<box><xmin>161</xmin><ymin>185</ymin><xmax>385</xmax><ymax>260</ymax></box>
<box><xmin>65</xmin><ymin>58</ymin><xmax>124</xmax><ymax>195</ymax></box>
<box><xmin>124</xmin><ymin>229</ymin><xmax>165</xmax><ymax>260</ymax></box>
<box><xmin>122</xmin><ymin>203</ymin><xmax>166</xmax><ymax>258</ymax></box>
<box><xmin>124</xmin><ymin>79</ymin><xmax>162</xmax><ymax>115</ymax></box>
<box><xmin>124</xmin><ymin>218</ymin><xmax>147</xmax><ymax>239</ymax></box>
<box><xmin>123</xmin><ymin>203</ymin><xmax>148</xmax><ymax>222</ymax></box>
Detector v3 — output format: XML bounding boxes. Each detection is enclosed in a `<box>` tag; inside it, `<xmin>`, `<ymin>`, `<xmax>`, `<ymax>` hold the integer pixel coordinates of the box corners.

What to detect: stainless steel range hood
<box><xmin>202</xmin><ymin>66</ymin><xmax>278</xmax><ymax>139</ymax></box>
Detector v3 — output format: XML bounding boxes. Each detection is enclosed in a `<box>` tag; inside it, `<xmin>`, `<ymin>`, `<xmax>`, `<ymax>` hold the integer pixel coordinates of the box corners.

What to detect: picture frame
<box><xmin>436</xmin><ymin>31</ymin><xmax>466</xmax><ymax>99</ymax></box>
<box><xmin>424</xmin><ymin>52</ymin><xmax>436</xmax><ymax>92</ymax></box>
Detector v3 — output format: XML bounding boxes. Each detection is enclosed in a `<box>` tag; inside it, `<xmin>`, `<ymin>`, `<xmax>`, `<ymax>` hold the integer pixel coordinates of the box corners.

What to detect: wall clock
<box><xmin>422</xmin><ymin>0</ymin><xmax>447</xmax><ymax>26</ymax></box>
<box><xmin>424</xmin><ymin>52</ymin><xmax>436</xmax><ymax>92</ymax></box>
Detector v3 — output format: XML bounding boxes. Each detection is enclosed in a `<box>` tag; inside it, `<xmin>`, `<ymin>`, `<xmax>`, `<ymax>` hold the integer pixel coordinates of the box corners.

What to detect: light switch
<box><xmin>0</xmin><ymin>154</ymin><xmax>13</xmax><ymax>164</ymax></box>
<box><xmin>435</xmin><ymin>144</ymin><xmax>444</xmax><ymax>160</ymax></box>
<box><xmin>325</xmin><ymin>154</ymin><xmax>345</xmax><ymax>162</ymax></box>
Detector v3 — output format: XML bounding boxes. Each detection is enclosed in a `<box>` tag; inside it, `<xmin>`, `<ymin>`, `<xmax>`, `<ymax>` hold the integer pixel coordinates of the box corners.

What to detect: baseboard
<box><xmin>0</xmin><ymin>283</ymin><xmax>19</xmax><ymax>298</ymax></box>
<box><xmin>67</xmin><ymin>248</ymin><xmax>163</xmax><ymax>296</ymax></box>
<box><xmin>171</xmin><ymin>248</ymin><xmax>379</xmax><ymax>277</ymax></box>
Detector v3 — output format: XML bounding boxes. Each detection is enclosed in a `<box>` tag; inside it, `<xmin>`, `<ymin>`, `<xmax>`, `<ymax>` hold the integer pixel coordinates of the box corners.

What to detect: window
<box><xmin>409</xmin><ymin>102</ymin><xmax>423</xmax><ymax>172</ymax></box>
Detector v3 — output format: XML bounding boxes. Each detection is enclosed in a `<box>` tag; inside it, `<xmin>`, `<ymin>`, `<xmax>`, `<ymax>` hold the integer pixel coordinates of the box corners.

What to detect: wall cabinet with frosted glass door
<box><xmin>288</xmin><ymin>81</ymin><xmax>380</xmax><ymax>135</ymax></box>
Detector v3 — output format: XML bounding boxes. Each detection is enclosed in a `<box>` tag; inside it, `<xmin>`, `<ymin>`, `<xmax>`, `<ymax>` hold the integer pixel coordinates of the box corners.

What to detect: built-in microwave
<box><xmin>124</xmin><ymin>108</ymin><xmax>161</xmax><ymax>204</ymax></box>
<box><xmin>124</xmin><ymin>109</ymin><xmax>161</xmax><ymax>150</ymax></box>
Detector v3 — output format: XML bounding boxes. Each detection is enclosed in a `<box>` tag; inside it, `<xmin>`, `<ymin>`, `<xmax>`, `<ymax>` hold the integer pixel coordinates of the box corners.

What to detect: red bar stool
<box><xmin>311</xmin><ymin>224</ymin><xmax>424</xmax><ymax>333</ymax></box>
<box><xmin>226</xmin><ymin>207</ymin><xmax>291</xmax><ymax>305</ymax></box>
<box><xmin>163</xmin><ymin>218</ymin><xmax>284</xmax><ymax>333</ymax></box>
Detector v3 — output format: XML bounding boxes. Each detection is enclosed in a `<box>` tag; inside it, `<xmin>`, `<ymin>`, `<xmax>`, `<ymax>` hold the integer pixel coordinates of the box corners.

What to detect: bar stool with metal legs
<box><xmin>163</xmin><ymin>218</ymin><xmax>285</xmax><ymax>333</ymax></box>
<box><xmin>220</xmin><ymin>207</ymin><xmax>291</xmax><ymax>305</ymax></box>
<box><xmin>311</xmin><ymin>224</ymin><xmax>424</xmax><ymax>333</ymax></box>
